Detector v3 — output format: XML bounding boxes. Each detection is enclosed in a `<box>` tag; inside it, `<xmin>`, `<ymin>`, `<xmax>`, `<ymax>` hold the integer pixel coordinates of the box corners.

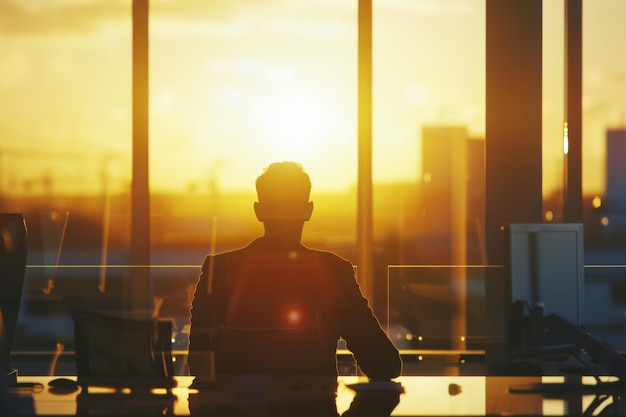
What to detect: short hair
<box><xmin>255</xmin><ymin>162</ymin><xmax>311</xmax><ymax>206</ymax></box>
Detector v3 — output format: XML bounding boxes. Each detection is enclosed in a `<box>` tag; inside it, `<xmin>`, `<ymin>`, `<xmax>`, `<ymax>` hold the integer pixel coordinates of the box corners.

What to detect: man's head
<box><xmin>254</xmin><ymin>161</ymin><xmax>313</xmax><ymax>223</ymax></box>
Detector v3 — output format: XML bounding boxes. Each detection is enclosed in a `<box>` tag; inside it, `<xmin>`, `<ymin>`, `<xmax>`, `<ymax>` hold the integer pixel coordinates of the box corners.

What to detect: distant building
<box><xmin>419</xmin><ymin>126</ymin><xmax>485</xmax><ymax>264</ymax></box>
<box><xmin>606</xmin><ymin>129</ymin><xmax>626</xmax><ymax>211</ymax></box>
<box><xmin>420</xmin><ymin>126</ymin><xmax>467</xmax><ymax>240</ymax></box>
<box><xmin>604</xmin><ymin>128</ymin><xmax>626</xmax><ymax>234</ymax></box>
<box><xmin>466</xmin><ymin>136</ymin><xmax>486</xmax><ymax>262</ymax></box>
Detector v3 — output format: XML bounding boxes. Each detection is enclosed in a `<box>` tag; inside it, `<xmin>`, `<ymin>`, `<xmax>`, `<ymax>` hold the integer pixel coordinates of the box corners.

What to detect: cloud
<box><xmin>0</xmin><ymin>52</ymin><xmax>33</xmax><ymax>88</ymax></box>
<box><xmin>150</xmin><ymin>18</ymin><xmax>252</xmax><ymax>39</ymax></box>
<box><xmin>207</xmin><ymin>58</ymin><xmax>296</xmax><ymax>84</ymax></box>
<box><xmin>0</xmin><ymin>0</ymin><xmax>396</xmax><ymax>43</ymax></box>
<box><xmin>263</xmin><ymin>17</ymin><xmax>353</xmax><ymax>40</ymax></box>
<box><xmin>0</xmin><ymin>0</ymin><xmax>126</xmax><ymax>34</ymax></box>
<box><xmin>0</xmin><ymin>0</ymin><xmax>278</xmax><ymax>35</ymax></box>
<box><xmin>378</xmin><ymin>0</ymin><xmax>471</xmax><ymax>15</ymax></box>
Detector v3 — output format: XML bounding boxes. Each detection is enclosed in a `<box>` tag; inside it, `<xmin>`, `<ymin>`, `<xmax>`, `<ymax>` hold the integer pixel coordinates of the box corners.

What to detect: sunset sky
<box><xmin>1</xmin><ymin>0</ymin><xmax>625</xmax><ymax>196</ymax></box>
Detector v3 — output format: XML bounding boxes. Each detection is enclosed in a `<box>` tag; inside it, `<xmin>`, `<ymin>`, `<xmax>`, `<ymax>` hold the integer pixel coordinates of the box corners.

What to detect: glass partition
<box><xmin>15</xmin><ymin>263</ymin><xmax>199</xmax><ymax>376</ymax></box>
<box><xmin>387</xmin><ymin>264</ymin><xmax>492</xmax><ymax>355</ymax></box>
<box><xmin>584</xmin><ymin>265</ymin><xmax>626</xmax><ymax>351</ymax></box>
<box><xmin>387</xmin><ymin>263</ymin><xmax>626</xmax><ymax>357</ymax></box>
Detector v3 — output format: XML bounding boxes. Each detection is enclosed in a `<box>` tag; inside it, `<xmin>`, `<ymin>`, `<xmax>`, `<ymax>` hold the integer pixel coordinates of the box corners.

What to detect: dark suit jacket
<box><xmin>188</xmin><ymin>236</ymin><xmax>402</xmax><ymax>379</ymax></box>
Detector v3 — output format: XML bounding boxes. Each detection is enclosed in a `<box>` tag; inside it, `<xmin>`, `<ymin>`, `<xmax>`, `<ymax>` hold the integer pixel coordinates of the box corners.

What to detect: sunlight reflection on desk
<box><xmin>17</xmin><ymin>375</ymin><xmax>609</xmax><ymax>416</ymax></box>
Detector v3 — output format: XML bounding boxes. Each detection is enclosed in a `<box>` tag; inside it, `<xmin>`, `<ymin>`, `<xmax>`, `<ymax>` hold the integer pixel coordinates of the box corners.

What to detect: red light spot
<box><xmin>286</xmin><ymin>309</ymin><xmax>301</xmax><ymax>325</ymax></box>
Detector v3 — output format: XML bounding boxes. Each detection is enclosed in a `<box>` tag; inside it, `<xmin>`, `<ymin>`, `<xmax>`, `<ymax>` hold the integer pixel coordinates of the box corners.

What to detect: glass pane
<box><xmin>149</xmin><ymin>1</ymin><xmax>358</xmax><ymax>255</ymax></box>
<box><xmin>1</xmin><ymin>2</ymin><xmax>133</xmax><ymax>375</ymax></box>
<box><xmin>583</xmin><ymin>1</ymin><xmax>626</xmax><ymax>349</ymax></box>
<box><xmin>372</xmin><ymin>0</ymin><xmax>486</xmax><ymax>352</ymax></box>
<box><xmin>387</xmin><ymin>265</ymin><xmax>490</xmax><ymax>353</ymax></box>
<box><xmin>372</xmin><ymin>0</ymin><xmax>486</xmax><ymax>263</ymax></box>
<box><xmin>14</xmin><ymin>265</ymin><xmax>196</xmax><ymax>376</ymax></box>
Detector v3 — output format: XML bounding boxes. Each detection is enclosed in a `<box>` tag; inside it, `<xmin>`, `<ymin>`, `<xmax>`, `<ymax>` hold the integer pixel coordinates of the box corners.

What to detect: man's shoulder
<box><xmin>303</xmin><ymin>246</ymin><xmax>345</xmax><ymax>260</ymax></box>
<box><xmin>301</xmin><ymin>247</ymin><xmax>354</xmax><ymax>271</ymax></box>
<box><xmin>201</xmin><ymin>244</ymin><xmax>250</xmax><ymax>267</ymax></box>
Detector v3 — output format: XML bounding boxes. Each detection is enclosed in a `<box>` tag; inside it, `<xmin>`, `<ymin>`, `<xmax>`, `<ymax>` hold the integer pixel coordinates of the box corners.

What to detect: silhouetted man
<box><xmin>188</xmin><ymin>162</ymin><xmax>402</xmax><ymax>387</ymax></box>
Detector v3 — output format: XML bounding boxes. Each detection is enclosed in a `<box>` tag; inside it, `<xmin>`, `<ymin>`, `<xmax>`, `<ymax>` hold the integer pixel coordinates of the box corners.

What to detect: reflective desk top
<box><xmin>5</xmin><ymin>374</ymin><xmax>625</xmax><ymax>416</ymax></box>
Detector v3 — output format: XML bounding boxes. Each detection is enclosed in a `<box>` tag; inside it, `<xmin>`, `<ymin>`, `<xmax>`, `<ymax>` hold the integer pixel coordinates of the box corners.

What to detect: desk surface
<box><xmin>7</xmin><ymin>374</ymin><xmax>622</xmax><ymax>416</ymax></box>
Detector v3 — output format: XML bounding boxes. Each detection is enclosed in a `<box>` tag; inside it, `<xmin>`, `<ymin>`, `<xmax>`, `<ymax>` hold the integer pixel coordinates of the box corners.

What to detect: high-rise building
<box><xmin>606</xmin><ymin>129</ymin><xmax>626</xmax><ymax>212</ymax></box>
<box><xmin>420</xmin><ymin>126</ymin><xmax>467</xmax><ymax>245</ymax></box>
<box><xmin>605</xmin><ymin>129</ymin><xmax>626</xmax><ymax>233</ymax></box>
<box><xmin>420</xmin><ymin>126</ymin><xmax>485</xmax><ymax>263</ymax></box>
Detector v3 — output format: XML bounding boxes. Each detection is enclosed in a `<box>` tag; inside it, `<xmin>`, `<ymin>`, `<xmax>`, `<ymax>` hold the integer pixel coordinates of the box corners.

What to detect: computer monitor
<box><xmin>506</xmin><ymin>223</ymin><xmax>584</xmax><ymax>327</ymax></box>
<box><xmin>485</xmin><ymin>223</ymin><xmax>585</xmax><ymax>369</ymax></box>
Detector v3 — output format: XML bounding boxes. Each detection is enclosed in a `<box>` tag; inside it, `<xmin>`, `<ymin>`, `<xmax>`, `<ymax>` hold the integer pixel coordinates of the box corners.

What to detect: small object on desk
<box><xmin>9</xmin><ymin>382</ymin><xmax>44</xmax><ymax>394</ymax></box>
<box><xmin>48</xmin><ymin>378</ymin><xmax>79</xmax><ymax>394</ymax></box>
<box><xmin>448</xmin><ymin>383</ymin><xmax>462</xmax><ymax>396</ymax></box>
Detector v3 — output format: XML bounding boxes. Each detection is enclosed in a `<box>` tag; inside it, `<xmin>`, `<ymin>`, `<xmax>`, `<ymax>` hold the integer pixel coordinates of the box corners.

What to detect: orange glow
<box><xmin>285</xmin><ymin>308</ymin><xmax>302</xmax><ymax>325</ymax></box>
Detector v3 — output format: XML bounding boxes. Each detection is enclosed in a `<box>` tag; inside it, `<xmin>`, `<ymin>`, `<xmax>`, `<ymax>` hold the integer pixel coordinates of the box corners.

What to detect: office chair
<box><xmin>72</xmin><ymin>310</ymin><xmax>176</xmax><ymax>389</ymax></box>
<box><xmin>209</xmin><ymin>297</ymin><xmax>334</xmax><ymax>376</ymax></box>
<box><xmin>189</xmin><ymin>297</ymin><xmax>340</xmax><ymax>415</ymax></box>
<box><xmin>0</xmin><ymin>213</ymin><xmax>28</xmax><ymax>384</ymax></box>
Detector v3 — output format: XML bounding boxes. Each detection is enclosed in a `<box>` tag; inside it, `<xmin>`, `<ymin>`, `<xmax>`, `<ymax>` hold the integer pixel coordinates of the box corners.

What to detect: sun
<box><xmin>253</xmin><ymin>89</ymin><xmax>335</xmax><ymax>160</ymax></box>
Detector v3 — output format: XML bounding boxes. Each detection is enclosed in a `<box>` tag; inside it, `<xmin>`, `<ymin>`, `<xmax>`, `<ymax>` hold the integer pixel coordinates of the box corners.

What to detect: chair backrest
<box><xmin>0</xmin><ymin>213</ymin><xmax>28</xmax><ymax>376</ymax></box>
<box><xmin>73</xmin><ymin>310</ymin><xmax>176</xmax><ymax>388</ymax></box>
<box><xmin>210</xmin><ymin>297</ymin><xmax>334</xmax><ymax>376</ymax></box>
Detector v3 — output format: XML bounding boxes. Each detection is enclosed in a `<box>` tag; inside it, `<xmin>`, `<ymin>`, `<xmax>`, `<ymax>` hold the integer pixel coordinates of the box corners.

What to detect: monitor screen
<box><xmin>506</xmin><ymin>223</ymin><xmax>584</xmax><ymax>326</ymax></box>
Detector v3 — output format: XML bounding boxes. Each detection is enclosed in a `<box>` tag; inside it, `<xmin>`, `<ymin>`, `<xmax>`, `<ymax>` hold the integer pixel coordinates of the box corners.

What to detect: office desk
<box><xmin>6</xmin><ymin>374</ymin><xmax>623</xmax><ymax>416</ymax></box>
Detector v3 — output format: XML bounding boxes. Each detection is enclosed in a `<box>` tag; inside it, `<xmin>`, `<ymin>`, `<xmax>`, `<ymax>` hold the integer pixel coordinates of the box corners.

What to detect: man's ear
<box><xmin>303</xmin><ymin>201</ymin><xmax>314</xmax><ymax>221</ymax></box>
<box><xmin>253</xmin><ymin>201</ymin><xmax>265</xmax><ymax>221</ymax></box>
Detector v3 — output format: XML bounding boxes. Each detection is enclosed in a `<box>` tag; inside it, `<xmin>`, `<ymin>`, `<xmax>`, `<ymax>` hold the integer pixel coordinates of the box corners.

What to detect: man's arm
<box><xmin>335</xmin><ymin>260</ymin><xmax>402</xmax><ymax>380</ymax></box>
<box><xmin>187</xmin><ymin>256</ymin><xmax>216</xmax><ymax>382</ymax></box>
